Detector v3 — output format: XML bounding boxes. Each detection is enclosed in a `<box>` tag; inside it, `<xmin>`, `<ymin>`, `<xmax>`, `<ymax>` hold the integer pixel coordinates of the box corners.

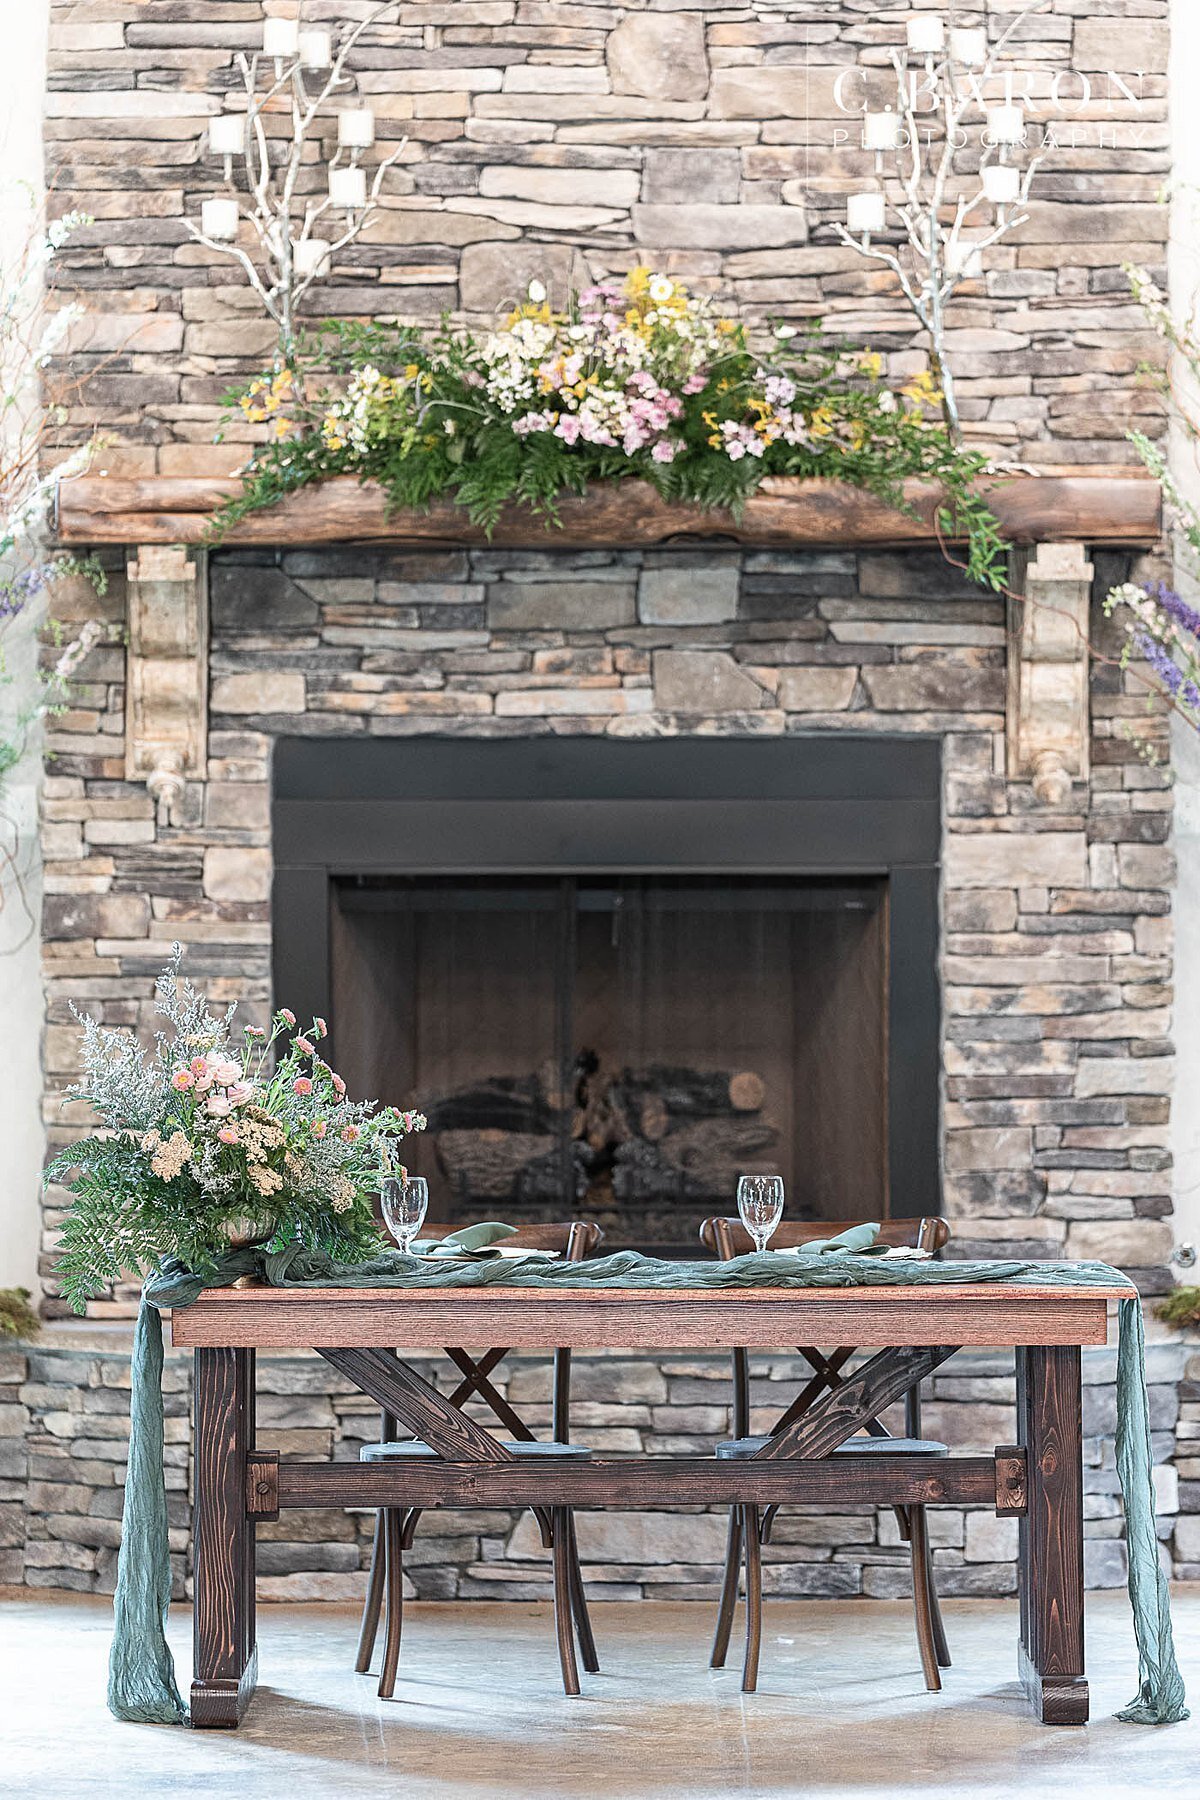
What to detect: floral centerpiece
<box><xmin>218</xmin><ymin>267</ymin><xmax>1007</xmax><ymax>588</ymax></box>
<box><xmin>49</xmin><ymin>949</ymin><xmax>424</xmax><ymax>1314</ymax></box>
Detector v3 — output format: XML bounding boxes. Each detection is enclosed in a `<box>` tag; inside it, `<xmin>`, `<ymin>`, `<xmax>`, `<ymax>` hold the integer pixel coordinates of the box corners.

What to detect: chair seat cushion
<box><xmin>360</xmin><ymin>1438</ymin><xmax>592</xmax><ymax>1462</ymax></box>
<box><xmin>715</xmin><ymin>1434</ymin><xmax>948</xmax><ymax>1459</ymax></box>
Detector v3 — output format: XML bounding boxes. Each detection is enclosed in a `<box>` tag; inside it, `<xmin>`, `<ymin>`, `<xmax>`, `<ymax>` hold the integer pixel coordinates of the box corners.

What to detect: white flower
<box><xmin>649</xmin><ymin>276</ymin><xmax>674</xmax><ymax>302</ymax></box>
<box><xmin>775</xmin><ymin>325</ymin><xmax>797</xmax><ymax>340</ymax></box>
<box><xmin>527</xmin><ymin>278</ymin><xmax>547</xmax><ymax>304</ymax></box>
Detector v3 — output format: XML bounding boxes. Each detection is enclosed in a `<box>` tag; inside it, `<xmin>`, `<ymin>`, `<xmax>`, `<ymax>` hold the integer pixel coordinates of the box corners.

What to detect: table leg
<box><xmin>192</xmin><ymin>1347</ymin><xmax>258</xmax><ymax>1728</ymax></box>
<box><xmin>1016</xmin><ymin>1344</ymin><xmax>1087</xmax><ymax>1725</ymax></box>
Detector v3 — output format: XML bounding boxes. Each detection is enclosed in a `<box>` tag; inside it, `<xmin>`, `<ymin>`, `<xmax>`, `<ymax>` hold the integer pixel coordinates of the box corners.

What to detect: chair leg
<box><xmin>355</xmin><ymin>1508</ymin><xmax>387</xmax><ymax>1674</ymax></box>
<box><xmin>710</xmin><ymin>1508</ymin><xmax>742</xmax><ymax>1669</ymax></box>
<box><xmin>741</xmin><ymin>1505</ymin><xmax>762</xmax><ymax>1694</ymax></box>
<box><xmin>908</xmin><ymin>1505</ymin><xmax>941</xmax><ymax>1694</ymax></box>
<box><xmin>925</xmin><ymin>1528</ymin><xmax>951</xmax><ymax>1668</ymax></box>
<box><xmin>378</xmin><ymin>1507</ymin><xmax>404</xmax><ymax>1700</ymax></box>
<box><xmin>565</xmin><ymin>1512</ymin><xmax>599</xmax><ymax>1674</ymax></box>
<box><xmin>551</xmin><ymin>1508</ymin><xmax>582</xmax><ymax>1696</ymax></box>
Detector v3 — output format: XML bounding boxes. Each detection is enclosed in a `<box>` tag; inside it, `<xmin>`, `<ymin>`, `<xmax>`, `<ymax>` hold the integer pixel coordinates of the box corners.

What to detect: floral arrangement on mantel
<box><xmin>217</xmin><ymin>267</ymin><xmax>1008</xmax><ymax>589</ymax></box>
<box><xmin>49</xmin><ymin>949</ymin><xmax>425</xmax><ymax>1314</ymax></box>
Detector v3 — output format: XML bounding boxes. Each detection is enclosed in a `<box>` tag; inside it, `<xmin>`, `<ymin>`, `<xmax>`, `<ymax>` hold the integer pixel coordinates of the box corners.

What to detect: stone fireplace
<box><xmin>12</xmin><ymin>510</ymin><xmax>1193</xmax><ymax>1604</ymax></box>
<box><xmin>277</xmin><ymin>733</ymin><xmax>938</xmax><ymax>1249</ymax></box>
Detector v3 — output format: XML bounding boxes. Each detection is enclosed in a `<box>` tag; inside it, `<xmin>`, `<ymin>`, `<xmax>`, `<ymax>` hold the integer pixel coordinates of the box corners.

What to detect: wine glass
<box><xmin>382</xmin><ymin>1174</ymin><xmax>428</xmax><ymax>1255</ymax></box>
<box><xmin>737</xmin><ymin>1174</ymin><xmax>784</xmax><ymax>1254</ymax></box>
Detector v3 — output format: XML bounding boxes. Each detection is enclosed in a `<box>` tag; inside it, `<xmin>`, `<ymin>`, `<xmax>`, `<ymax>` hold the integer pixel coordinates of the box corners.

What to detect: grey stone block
<box><xmin>638</xmin><ymin>563</ymin><xmax>739</xmax><ymax>626</ymax></box>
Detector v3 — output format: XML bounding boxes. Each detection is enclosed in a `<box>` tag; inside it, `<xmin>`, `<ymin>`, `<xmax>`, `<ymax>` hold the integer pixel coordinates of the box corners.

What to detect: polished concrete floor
<box><xmin>0</xmin><ymin>1588</ymin><xmax>1196</xmax><ymax>1799</ymax></box>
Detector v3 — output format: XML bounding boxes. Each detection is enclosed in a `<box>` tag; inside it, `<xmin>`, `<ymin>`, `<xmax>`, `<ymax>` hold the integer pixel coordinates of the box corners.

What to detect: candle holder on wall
<box><xmin>834</xmin><ymin>4</ymin><xmax>1050</xmax><ymax>442</ymax></box>
<box><xmin>187</xmin><ymin>3</ymin><xmax>408</xmax><ymax>372</ymax></box>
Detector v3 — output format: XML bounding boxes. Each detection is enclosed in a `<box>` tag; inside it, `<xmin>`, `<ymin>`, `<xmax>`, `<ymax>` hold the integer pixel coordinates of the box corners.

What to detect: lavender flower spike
<box><xmin>1146</xmin><ymin>579</ymin><xmax>1200</xmax><ymax>644</ymax></box>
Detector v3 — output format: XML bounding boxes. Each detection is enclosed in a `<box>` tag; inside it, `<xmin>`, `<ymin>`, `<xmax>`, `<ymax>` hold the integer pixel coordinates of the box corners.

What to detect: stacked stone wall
<box><xmin>43</xmin><ymin>0</ymin><xmax>1169</xmax><ymax>471</ymax></box>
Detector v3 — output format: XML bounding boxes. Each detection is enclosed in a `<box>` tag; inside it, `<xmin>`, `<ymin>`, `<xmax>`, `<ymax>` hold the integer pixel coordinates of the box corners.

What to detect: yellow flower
<box><xmin>901</xmin><ymin>369</ymin><xmax>942</xmax><ymax>407</ymax></box>
<box><xmin>624</xmin><ymin>265</ymin><xmax>651</xmax><ymax>298</ymax></box>
<box><xmin>810</xmin><ymin>404</ymin><xmax>835</xmax><ymax>438</ymax></box>
<box><xmin>859</xmin><ymin>352</ymin><xmax>883</xmax><ymax>380</ymax></box>
<box><xmin>404</xmin><ymin>363</ymin><xmax>420</xmax><ymax>379</ymax></box>
<box><xmin>717</xmin><ymin>319</ymin><xmax>736</xmax><ymax>335</ymax></box>
<box><xmin>707</xmin><ymin>433</ymin><xmax>721</xmax><ymax>447</ymax></box>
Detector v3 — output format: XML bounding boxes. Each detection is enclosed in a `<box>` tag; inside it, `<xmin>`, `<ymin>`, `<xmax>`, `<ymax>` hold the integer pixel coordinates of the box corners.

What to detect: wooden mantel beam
<box><xmin>55</xmin><ymin>469</ymin><xmax>1161</xmax><ymax>550</ymax></box>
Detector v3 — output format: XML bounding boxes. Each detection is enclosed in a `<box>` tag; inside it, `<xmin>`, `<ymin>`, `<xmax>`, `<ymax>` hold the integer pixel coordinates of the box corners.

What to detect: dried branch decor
<box><xmin>835</xmin><ymin>4</ymin><xmax>1051</xmax><ymax>441</ymax></box>
<box><xmin>187</xmin><ymin>3</ymin><xmax>408</xmax><ymax>369</ymax></box>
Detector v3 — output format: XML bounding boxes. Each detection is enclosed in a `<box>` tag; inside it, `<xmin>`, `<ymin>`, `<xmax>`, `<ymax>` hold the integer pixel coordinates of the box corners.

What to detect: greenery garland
<box><xmin>216</xmin><ymin>268</ymin><xmax>1008</xmax><ymax>589</ymax></box>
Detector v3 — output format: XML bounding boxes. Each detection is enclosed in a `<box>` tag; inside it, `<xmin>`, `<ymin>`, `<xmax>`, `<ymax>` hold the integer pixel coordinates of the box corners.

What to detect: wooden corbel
<box><xmin>1006</xmin><ymin>541</ymin><xmax>1094</xmax><ymax>805</ymax></box>
<box><xmin>124</xmin><ymin>545</ymin><xmax>208</xmax><ymax>826</ymax></box>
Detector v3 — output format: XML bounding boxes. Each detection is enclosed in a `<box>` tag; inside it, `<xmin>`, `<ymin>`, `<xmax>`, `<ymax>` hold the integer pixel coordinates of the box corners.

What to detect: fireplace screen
<box><xmin>332</xmin><ymin>874</ymin><xmax>888</xmax><ymax>1251</ymax></box>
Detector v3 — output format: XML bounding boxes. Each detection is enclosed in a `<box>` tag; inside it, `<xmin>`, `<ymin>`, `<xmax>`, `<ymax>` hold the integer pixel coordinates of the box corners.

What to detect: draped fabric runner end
<box><xmin>107</xmin><ymin>1240</ymin><xmax>1188</xmax><ymax>1728</ymax></box>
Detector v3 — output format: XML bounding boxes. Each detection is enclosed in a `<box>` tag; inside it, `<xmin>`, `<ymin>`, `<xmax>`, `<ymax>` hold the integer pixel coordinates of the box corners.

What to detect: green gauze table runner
<box><xmin>109</xmin><ymin>1239</ymin><xmax>1188</xmax><ymax>1727</ymax></box>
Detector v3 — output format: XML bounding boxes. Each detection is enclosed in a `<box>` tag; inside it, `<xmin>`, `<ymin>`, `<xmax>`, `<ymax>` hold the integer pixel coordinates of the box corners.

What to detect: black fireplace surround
<box><xmin>272</xmin><ymin>737</ymin><xmax>941</xmax><ymax>1249</ymax></box>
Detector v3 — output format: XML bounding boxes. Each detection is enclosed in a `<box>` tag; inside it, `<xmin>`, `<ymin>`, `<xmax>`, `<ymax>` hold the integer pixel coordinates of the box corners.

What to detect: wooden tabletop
<box><xmin>170</xmin><ymin>1280</ymin><xmax>1130</xmax><ymax>1351</ymax></box>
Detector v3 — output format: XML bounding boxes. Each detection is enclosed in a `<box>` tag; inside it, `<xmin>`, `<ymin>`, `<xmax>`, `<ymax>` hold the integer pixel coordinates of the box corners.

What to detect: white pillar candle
<box><xmin>298</xmin><ymin>27</ymin><xmax>332</xmax><ymax>69</ymax></box>
<box><xmin>987</xmin><ymin>104</ymin><xmax>1025</xmax><ymax>145</ymax></box>
<box><xmin>337</xmin><ymin>108</ymin><xmax>376</xmax><ymax>150</ymax></box>
<box><xmin>863</xmin><ymin>110</ymin><xmax>901</xmax><ymax>152</ymax></box>
<box><xmin>948</xmin><ymin>25</ymin><xmax>988</xmax><ymax>66</ymax></box>
<box><xmin>294</xmin><ymin>238</ymin><xmax>332</xmax><ymax>279</ymax></box>
<box><xmin>905</xmin><ymin>14</ymin><xmax>946</xmax><ymax>55</ymax></box>
<box><xmin>982</xmin><ymin>161</ymin><xmax>1020</xmax><ymax>205</ymax></box>
<box><xmin>208</xmin><ymin>114</ymin><xmax>245</xmax><ymax>158</ymax></box>
<box><xmin>329</xmin><ymin>165</ymin><xmax>367</xmax><ymax>210</ymax></box>
<box><xmin>847</xmin><ymin>191</ymin><xmax>886</xmax><ymax>236</ymax></box>
<box><xmin>945</xmin><ymin>233</ymin><xmax>984</xmax><ymax>277</ymax></box>
<box><xmin>262</xmin><ymin>17</ymin><xmax>300</xmax><ymax>60</ymax></box>
<box><xmin>201</xmin><ymin>197</ymin><xmax>240</xmax><ymax>241</ymax></box>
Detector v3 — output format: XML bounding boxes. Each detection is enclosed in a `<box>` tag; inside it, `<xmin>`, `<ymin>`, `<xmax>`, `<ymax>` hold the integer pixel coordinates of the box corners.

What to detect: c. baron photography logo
<box><xmin>829</xmin><ymin>66</ymin><xmax>1152</xmax><ymax>151</ymax></box>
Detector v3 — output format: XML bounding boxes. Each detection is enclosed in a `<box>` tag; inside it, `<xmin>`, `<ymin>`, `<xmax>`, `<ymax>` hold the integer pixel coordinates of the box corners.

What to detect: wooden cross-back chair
<box><xmin>355</xmin><ymin>1220</ymin><xmax>605</xmax><ymax>1698</ymax></box>
<box><xmin>698</xmin><ymin>1214</ymin><xmax>953</xmax><ymax>1694</ymax></box>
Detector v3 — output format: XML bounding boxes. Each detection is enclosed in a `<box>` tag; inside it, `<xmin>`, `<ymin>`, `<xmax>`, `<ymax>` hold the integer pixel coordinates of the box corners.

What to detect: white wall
<box><xmin>0</xmin><ymin>0</ymin><xmax>51</xmax><ymax>1294</ymax></box>
<box><xmin>1168</xmin><ymin>0</ymin><xmax>1200</xmax><ymax>1257</ymax></box>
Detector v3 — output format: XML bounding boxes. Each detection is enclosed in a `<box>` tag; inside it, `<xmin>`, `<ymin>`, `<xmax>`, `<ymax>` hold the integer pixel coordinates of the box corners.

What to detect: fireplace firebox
<box><xmin>273</xmin><ymin>737</ymin><xmax>941</xmax><ymax>1251</ymax></box>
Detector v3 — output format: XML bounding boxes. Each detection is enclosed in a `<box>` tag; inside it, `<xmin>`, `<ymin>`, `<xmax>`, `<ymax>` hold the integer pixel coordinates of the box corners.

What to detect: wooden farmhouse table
<box><xmin>170</xmin><ymin>1276</ymin><xmax>1130</xmax><ymax>1730</ymax></box>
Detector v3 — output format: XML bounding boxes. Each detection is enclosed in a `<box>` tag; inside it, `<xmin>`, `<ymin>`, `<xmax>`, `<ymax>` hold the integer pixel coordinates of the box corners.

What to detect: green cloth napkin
<box><xmin>412</xmin><ymin>1220</ymin><xmax>518</xmax><ymax>1258</ymax></box>
<box><xmin>108</xmin><ymin>1230</ymin><xmax>1187</xmax><ymax>1728</ymax></box>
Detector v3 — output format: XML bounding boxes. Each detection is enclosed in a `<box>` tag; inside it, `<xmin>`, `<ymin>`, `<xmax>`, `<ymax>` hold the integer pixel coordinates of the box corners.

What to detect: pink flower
<box><xmin>313</xmin><ymin>1018</ymin><xmax>328</xmax><ymax>1039</ymax></box>
<box><xmin>293</xmin><ymin>1077</ymin><xmax>313</xmax><ymax>1097</ymax></box>
<box><xmin>683</xmin><ymin>374</ymin><xmax>707</xmax><ymax>395</ymax></box>
<box><xmin>312</xmin><ymin>1119</ymin><xmax>327</xmax><ymax>1139</ymax></box>
<box><xmin>226</xmin><ymin>1082</ymin><xmax>253</xmax><ymax>1107</ymax></box>
<box><xmin>218</xmin><ymin>1126</ymin><xmax>239</xmax><ymax>1145</ymax></box>
<box><xmin>341</xmin><ymin>1124</ymin><xmax>360</xmax><ymax>1144</ymax></box>
<box><xmin>332</xmin><ymin>1073</ymin><xmax>346</xmax><ymax>1097</ymax></box>
<box><xmin>207</xmin><ymin>1096</ymin><xmax>232</xmax><ymax>1118</ymax></box>
<box><xmin>652</xmin><ymin>440</ymin><xmax>678</xmax><ymax>464</ymax></box>
<box><xmin>171</xmin><ymin>1068</ymin><xmax>194</xmax><ymax>1091</ymax></box>
<box><xmin>279</xmin><ymin>1008</ymin><xmax>296</xmax><ymax>1027</ymax></box>
<box><xmin>245</xmin><ymin>1025</ymin><xmax>265</xmax><ymax>1039</ymax></box>
<box><xmin>295</xmin><ymin>1037</ymin><xmax>315</xmax><ymax>1057</ymax></box>
<box><xmin>190</xmin><ymin>1057</ymin><xmax>208</xmax><ymax>1077</ymax></box>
